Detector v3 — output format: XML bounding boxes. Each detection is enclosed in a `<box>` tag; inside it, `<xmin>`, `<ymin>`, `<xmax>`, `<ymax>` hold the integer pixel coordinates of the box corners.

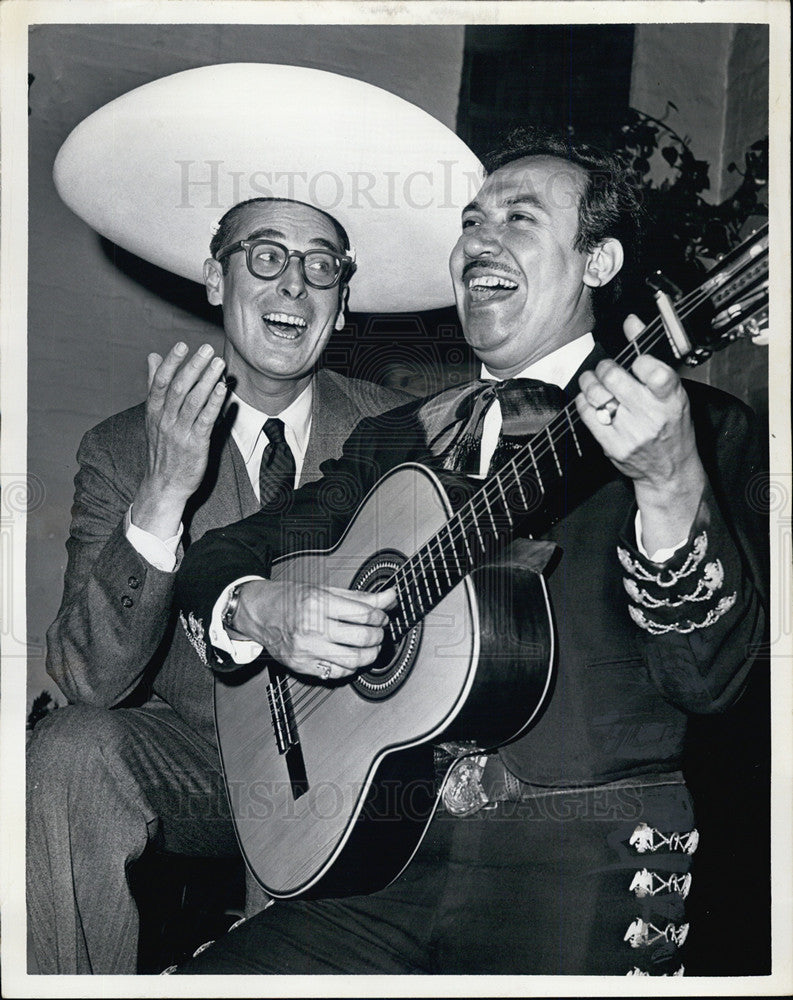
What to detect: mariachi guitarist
<box><xmin>175</xmin><ymin>127</ymin><xmax>767</xmax><ymax>976</ymax></box>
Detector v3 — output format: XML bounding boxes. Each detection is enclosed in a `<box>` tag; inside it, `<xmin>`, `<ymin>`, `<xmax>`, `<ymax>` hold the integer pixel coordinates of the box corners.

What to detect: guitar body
<box><xmin>215</xmin><ymin>463</ymin><xmax>554</xmax><ymax>899</ymax></box>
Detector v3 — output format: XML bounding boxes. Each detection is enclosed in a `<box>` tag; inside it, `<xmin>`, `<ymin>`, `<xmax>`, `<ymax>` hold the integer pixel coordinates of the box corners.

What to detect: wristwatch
<box><xmin>221</xmin><ymin>584</ymin><xmax>242</xmax><ymax>632</ymax></box>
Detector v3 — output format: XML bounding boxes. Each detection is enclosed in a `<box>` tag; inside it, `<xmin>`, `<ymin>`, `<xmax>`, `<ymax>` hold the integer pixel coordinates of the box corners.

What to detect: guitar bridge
<box><xmin>266</xmin><ymin>676</ymin><xmax>299</xmax><ymax>754</ymax></box>
<box><xmin>266</xmin><ymin>666</ymin><xmax>309</xmax><ymax>799</ymax></box>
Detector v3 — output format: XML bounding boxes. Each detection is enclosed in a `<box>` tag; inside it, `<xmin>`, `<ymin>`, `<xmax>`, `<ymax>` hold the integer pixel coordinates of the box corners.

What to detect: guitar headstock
<box><xmin>696</xmin><ymin>222</ymin><xmax>769</xmax><ymax>353</ymax></box>
<box><xmin>646</xmin><ymin>224</ymin><xmax>769</xmax><ymax>366</ymax></box>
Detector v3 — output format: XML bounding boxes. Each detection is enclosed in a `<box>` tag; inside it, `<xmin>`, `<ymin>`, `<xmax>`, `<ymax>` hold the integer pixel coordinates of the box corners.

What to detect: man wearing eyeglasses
<box><xmin>27</xmin><ymin>196</ymin><xmax>407</xmax><ymax>975</ymax></box>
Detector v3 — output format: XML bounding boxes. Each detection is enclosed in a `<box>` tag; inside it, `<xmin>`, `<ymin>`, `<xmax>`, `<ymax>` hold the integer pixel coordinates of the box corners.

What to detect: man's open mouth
<box><xmin>466</xmin><ymin>273</ymin><xmax>519</xmax><ymax>302</ymax></box>
<box><xmin>262</xmin><ymin>312</ymin><xmax>308</xmax><ymax>340</ymax></box>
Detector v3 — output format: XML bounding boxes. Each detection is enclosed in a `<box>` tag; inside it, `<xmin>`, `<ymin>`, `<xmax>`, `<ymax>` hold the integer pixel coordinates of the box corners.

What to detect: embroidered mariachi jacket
<box><xmin>175</xmin><ymin>373</ymin><xmax>767</xmax><ymax>785</ymax></box>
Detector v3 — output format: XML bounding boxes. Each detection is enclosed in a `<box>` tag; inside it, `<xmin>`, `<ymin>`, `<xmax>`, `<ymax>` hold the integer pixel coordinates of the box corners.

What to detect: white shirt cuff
<box><xmin>209</xmin><ymin>575</ymin><xmax>266</xmax><ymax>664</ymax></box>
<box><xmin>125</xmin><ymin>505</ymin><xmax>182</xmax><ymax>572</ymax></box>
<box><xmin>634</xmin><ymin>510</ymin><xmax>688</xmax><ymax>564</ymax></box>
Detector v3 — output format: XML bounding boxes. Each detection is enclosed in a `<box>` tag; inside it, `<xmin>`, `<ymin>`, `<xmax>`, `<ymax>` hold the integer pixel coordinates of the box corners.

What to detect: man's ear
<box><xmin>334</xmin><ymin>284</ymin><xmax>350</xmax><ymax>332</ymax></box>
<box><xmin>203</xmin><ymin>258</ymin><xmax>224</xmax><ymax>306</ymax></box>
<box><xmin>582</xmin><ymin>238</ymin><xmax>624</xmax><ymax>288</ymax></box>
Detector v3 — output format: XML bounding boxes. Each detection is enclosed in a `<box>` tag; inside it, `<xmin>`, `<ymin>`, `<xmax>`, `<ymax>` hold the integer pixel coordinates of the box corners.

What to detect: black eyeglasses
<box><xmin>215</xmin><ymin>239</ymin><xmax>356</xmax><ymax>289</ymax></box>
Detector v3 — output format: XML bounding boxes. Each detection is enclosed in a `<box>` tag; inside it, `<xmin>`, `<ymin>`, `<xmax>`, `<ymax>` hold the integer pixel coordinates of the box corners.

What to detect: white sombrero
<box><xmin>53</xmin><ymin>63</ymin><xmax>483</xmax><ymax>313</ymax></box>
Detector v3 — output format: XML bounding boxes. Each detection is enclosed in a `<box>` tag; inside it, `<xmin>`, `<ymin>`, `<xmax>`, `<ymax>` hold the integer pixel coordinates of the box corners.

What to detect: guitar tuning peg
<box><xmin>684</xmin><ymin>349</ymin><xmax>712</xmax><ymax>366</ymax></box>
<box><xmin>646</xmin><ymin>271</ymin><xmax>683</xmax><ymax>301</ymax></box>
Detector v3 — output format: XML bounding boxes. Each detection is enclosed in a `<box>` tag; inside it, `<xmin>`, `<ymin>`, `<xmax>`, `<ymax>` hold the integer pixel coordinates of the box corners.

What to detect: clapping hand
<box><xmin>132</xmin><ymin>342</ymin><xmax>227</xmax><ymax>540</ymax></box>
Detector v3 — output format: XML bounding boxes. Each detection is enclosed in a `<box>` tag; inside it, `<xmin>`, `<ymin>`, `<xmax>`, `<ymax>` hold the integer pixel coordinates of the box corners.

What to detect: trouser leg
<box><xmin>26</xmin><ymin>702</ymin><xmax>238</xmax><ymax>974</ymax></box>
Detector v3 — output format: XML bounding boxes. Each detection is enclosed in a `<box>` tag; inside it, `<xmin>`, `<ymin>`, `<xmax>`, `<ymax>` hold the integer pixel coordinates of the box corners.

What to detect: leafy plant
<box><xmin>616</xmin><ymin>103</ymin><xmax>768</xmax><ymax>284</ymax></box>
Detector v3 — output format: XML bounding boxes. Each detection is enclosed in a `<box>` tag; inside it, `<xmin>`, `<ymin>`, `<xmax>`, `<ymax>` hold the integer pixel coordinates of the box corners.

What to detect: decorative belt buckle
<box><xmin>441</xmin><ymin>754</ymin><xmax>489</xmax><ymax>816</ymax></box>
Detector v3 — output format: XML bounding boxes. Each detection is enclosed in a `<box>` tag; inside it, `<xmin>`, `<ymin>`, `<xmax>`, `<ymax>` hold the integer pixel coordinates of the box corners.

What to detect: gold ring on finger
<box><xmin>595</xmin><ymin>397</ymin><xmax>620</xmax><ymax>425</ymax></box>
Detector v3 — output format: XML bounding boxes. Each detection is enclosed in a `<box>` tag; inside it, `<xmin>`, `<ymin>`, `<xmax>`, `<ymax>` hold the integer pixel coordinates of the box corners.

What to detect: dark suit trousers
<box><xmin>26</xmin><ymin>702</ymin><xmax>238</xmax><ymax>974</ymax></box>
<box><xmin>177</xmin><ymin>778</ymin><xmax>694</xmax><ymax>975</ymax></box>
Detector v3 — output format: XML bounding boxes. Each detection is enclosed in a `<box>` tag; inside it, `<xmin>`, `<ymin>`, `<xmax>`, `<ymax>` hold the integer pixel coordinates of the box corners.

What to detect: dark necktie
<box><xmin>258</xmin><ymin>418</ymin><xmax>296</xmax><ymax>512</ymax></box>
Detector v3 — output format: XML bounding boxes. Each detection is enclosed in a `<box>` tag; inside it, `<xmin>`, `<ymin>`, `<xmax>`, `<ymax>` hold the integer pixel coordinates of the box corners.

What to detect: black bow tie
<box><xmin>433</xmin><ymin>377</ymin><xmax>566</xmax><ymax>476</ymax></box>
<box><xmin>493</xmin><ymin>378</ymin><xmax>566</xmax><ymax>436</ymax></box>
<box><xmin>488</xmin><ymin>379</ymin><xmax>566</xmax><ymax>475</ymax></box>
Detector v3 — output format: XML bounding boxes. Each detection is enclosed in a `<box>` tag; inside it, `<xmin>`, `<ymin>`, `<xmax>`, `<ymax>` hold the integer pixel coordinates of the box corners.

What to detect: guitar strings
<box><xmin>405</xmin><ymin>251</ymin><xmax>768</xmax><ymax>623</ymax></box>
<box><xmin>276</xmin><ymin>302</ymin><xmax>666</xmax><ymax>730</ymax></box>
<box><xmin>265</xmin><ymin>673</ymin><xmax>336</xmax><ymax>745</ymax></box>
<box><xmin>275</xmin><ymin>297</ymin><xmax>769</xmax><ymax>737</ymax></box>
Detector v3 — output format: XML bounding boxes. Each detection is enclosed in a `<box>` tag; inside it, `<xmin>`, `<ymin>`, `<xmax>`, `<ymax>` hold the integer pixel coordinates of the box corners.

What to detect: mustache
<box><xmin>461</xmin><ymin>259</ymin><xmax>521</xmax><ymax>280</ymax></box>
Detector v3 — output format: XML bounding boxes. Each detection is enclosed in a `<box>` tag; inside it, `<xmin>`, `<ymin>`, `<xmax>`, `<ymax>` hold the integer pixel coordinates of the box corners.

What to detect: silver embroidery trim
<box><xmin>629</xmin><ymin>822</ymin><xmax>699</xmax><ymax>855</ymax></box>
<box><xmin>624</xmin><ymin>917</ymin><xmax>690</xmax><ymax>949</ymax></box>
<box><xmin>180</xmin><ymin>610</ymin><xmax>208</xmax><ymax>666</ymax></box>
<box><xmin>618</xmin><ymin>532</ymin><xmax>707</xmax><ymax>587</ymax></box>
<box><xmin>624</xmin><ymin>559</ymin><xmax>724</xmax><ymax>608</ymax></box>
<box><xmin>630</xmin><ymin>868</ymin><xmax>692</xmax><ymax>899</ymax></box>
<box><xmin>190</xmin><ymin>938</ymin><xmax>216</xmax><ymax>958</ymax></box>
<box><xmin>628</xmin><ymin>593</ymin><xmax>737</xmax><ymax>634</ymax></box>
<box><xmin>627</xmin><ymin>965</ymin><xmax>685</xmax><ymax>976</ymax></box>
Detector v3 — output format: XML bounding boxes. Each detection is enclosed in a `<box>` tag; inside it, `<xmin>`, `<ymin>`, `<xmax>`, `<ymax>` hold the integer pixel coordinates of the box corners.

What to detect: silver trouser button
<box><xmin>441</xmin><ymin>754</ymin><xmax>489</xmax><ymax>816</ymax></box>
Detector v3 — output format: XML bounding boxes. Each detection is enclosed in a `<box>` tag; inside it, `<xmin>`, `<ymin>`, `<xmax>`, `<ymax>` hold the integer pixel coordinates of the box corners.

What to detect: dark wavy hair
<box><xmin>483</xmin><ymin>126</ymin><xmax>642</xmax><ymax>305</ymax></box>
<box><xmin>209</xmin><ymin>197</ymin><xmax>352</xmax><ymax>276</ymax></box>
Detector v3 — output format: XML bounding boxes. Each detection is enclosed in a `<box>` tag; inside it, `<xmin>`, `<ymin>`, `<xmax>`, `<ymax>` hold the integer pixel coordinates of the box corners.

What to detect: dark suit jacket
<box><xmin>176</xmin><ymin>369</ymin><xmax>767</xmax><ymax>784</ymax></box>
<box><xmin>46</xmin><ymin>368</ymin><xmax>409</xmax><ymax>743</ymax></box>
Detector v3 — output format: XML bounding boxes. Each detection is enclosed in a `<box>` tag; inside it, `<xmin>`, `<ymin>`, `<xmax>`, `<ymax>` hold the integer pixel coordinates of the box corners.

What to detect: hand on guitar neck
<box><xmin>229</xmin><ymin>578</ymin><xmax>397</xmax><ymax>683</ymax></box>
<box><xmin>575</xmin><ymin>314</ymin><xmax>707</xmax><ymax>556</ymax></box>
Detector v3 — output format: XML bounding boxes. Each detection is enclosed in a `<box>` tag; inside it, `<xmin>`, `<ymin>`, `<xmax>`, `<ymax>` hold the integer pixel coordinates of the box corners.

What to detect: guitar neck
<box><xmin>385</xmin><ymin>225</ymin><xmax>769</xmax><ymax>642</ymax></box>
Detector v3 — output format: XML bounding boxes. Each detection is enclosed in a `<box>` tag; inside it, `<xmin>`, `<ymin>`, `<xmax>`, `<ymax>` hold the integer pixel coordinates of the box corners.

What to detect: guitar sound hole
<box><xmin>350</xmin><ymin>550</ymin><xmax>422</xmax><ymax>702</ymax></box>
